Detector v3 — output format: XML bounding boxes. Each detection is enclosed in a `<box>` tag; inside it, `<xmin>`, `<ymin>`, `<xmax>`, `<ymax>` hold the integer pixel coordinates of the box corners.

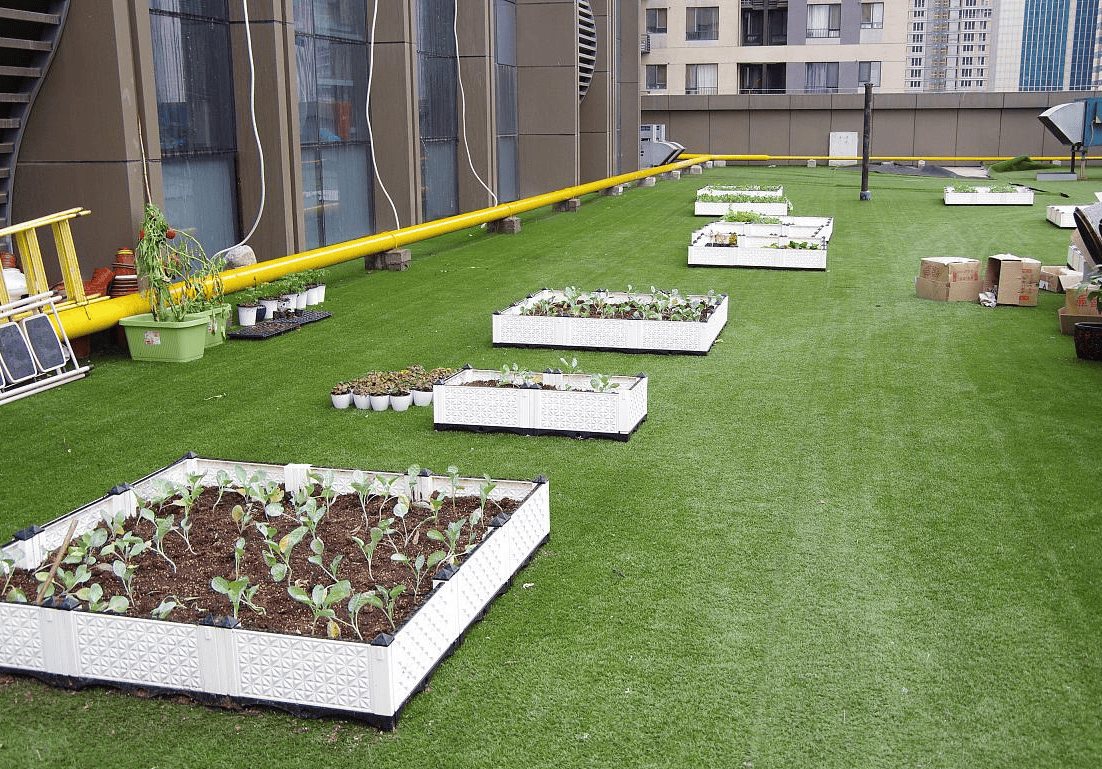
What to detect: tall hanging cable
<box><xmin>213</xmin><ymin>0</ymin><xmax>266</xmax><ymax>261</ymax></box>
<box><xmin>366</xmin><ymin>0</ymin><xmax>400</xmax><ymax>229</ymax></box>
<box><xmin>454</xmin><ymin>0</ymin><xmax>498</xmax><ymax>206</ymax></box>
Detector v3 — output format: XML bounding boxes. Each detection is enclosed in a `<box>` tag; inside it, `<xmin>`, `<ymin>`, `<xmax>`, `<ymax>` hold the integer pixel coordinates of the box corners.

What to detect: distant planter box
<box><xmin>433</xmin><ymin>368</ymin><xmax>648</xmax><ymax>441</ymax></box>
<box><xmin>492</xmin><ymin>289</ymin><xmax>729</xmax><ymax>355</ymax></box>
<box><xmin>1045</xmin><ymin>205</ymin><xmax>1092</xmax><ymax>228</ymax></box>
<box><xmin>0</xmin><ymin>455</ymin><xmax>550</xmax><ymax>729</ymax></box>
<box><xmin>943</xmin><ymin>185</ymin><xmax>1034</xmax><ymax>205</ymax></box>
<box><xmin>694</xmin><ymin>186</ymin><xmax>789</xmax><ymax>217</ymax></box>
<box><xmin>688</xmin><ymin>226</ymin><xmax>828</xmax><ymax>270</ymax></box>
<box><xmin>702</xmin><ymin>216</ymin><xmax>833</xmax><ymax>241</ymax></box>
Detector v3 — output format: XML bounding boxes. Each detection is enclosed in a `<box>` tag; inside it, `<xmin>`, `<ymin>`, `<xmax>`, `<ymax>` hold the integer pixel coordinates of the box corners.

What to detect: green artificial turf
<box><xmin>1</xmin><ymin>164</ymin><xmax>1101</xmax><ymax>768</ymax></box>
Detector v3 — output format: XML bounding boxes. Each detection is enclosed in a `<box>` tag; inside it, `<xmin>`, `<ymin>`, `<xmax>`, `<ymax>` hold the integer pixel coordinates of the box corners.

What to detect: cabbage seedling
<box><xmin>211</xmin><ymin>575</ymin><xmax>265</xmax><ymax>619</ymax></box>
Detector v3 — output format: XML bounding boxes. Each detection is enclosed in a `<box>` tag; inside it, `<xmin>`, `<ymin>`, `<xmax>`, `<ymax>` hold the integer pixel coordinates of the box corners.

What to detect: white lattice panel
<box><xmin>452</xmin><ymin>526</ymin><xmax>511</xmax><ymax>629</ymax></box>
<box><xmin>500</xmin><ymin>481</ymin><xmax>551</xmax><ymax>566</ymax></box>
<box><xmin>567</xmin><ymin>317</ymin><xmax>631</xmax><ymax>349</ymax></box>
<box><xmin>236</xmin><ymin>632</ymin><xmax>376</xmax><ymax>711</ymax></box>
<box><xmin>688</xmin><ymin>244</ymin><xmax>827</xmax><ymax>270</ymax></box>
<box><xmin>493</xmin><ymin>313</ymin><xmax>559</xmax><ymax>345</ymax></box>
<box><xmin>536</xmin><ymin>391</ymin><xmax>618</xmax><ymax>433</ymax></box>
<box><xmin>943</xmin><ymin>187</ymin><xmax>1034</xmax><ymax>205</ymax></box>
<box><xmin>437</xmin><ymin>385</ymin><xmax>526</xmax><ymax>428</ymax></box>
<box><xmin>696</xmin><ymin>185</ymin><xmax>784</xmax><ymax>199</ymax></box>
<box><xmin>75</xmin><ymin>614</ymin><xmax>202</xmax><ymax>688</ymax></box>
<box><xmin>0</xmin><ymin>604</ymin><xmax>44</xmax><ymax>669</ymax></box>
<box><xmin>389</xmin><ymin>585</ymin><xmax>456</xmax><ymax>702</ymax></box>
<box><xmin>695</xmin><ymin>201</ymin><xmax>791</xmax><ymax>217</ymax></box>
<box><xmin>622</xmin><ymin>378</ymin><xmax>649</xmax><ymax>433</ymax></box>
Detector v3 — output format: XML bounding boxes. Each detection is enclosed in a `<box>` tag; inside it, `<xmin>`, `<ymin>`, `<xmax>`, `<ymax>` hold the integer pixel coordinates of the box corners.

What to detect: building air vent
<box><xmin>578</xmin><ymin>0</ymin><xmax>597</xmax><ymax>101</ymax></box>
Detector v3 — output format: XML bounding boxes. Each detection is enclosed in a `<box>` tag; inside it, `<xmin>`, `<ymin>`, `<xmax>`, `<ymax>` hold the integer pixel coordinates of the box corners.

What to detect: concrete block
<box><xmin>664</xmin><ymin>170</ymin><xmax>681</xmax><ymax>180</ymax></box>
<box><xmin>689</xmin><ymin>165</ymin><xmax>703</xmax><ymax>175</ymax></box>
<box><xmin>600</xmin><ymin>185</ymin><xmax>624</xmax><ymax>196</ymax></box>
<box><xmin>488</xmin><ymin>216</ymin><xmax>522</xmax><ymax>234</ymax></box>
<box><xmin>365</xmin><ymin>249</ymin><xmax>411</xmax><ymax>271</ymax></box>
<box><xmin>638</xmin><ymin>176</ymin><xmax>656</xmax><ymax>187</ymax></box>
<box><xmin>713</xmin><ymin>160</ymin><xmax>726</xmax><ymax>167</ymax></box>
<box><xmin>552</xmin><ymin>198</ymin><xmax>581</xmax><ymax>213</ymax></box>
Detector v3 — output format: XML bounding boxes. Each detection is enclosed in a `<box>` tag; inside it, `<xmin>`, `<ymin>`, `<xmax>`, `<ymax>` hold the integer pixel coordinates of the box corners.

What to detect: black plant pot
<box><xmin>1073</xmin><ymin>322</ymin><xmax>1102</xmax><ymax>361</ymax></box>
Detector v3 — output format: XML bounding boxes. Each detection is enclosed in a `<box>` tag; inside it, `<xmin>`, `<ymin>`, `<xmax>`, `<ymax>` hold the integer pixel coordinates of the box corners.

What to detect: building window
<box><xmin>685</xmin><ymin>63</ymin><xmax>718</xmax><ymax>94</ymax></box>
<box><xmin>646</xmin><ymin>64</ymin><xmax>667</xmax><ymax>90</ymax></box>
<box><xmin>416</xmin><ymin>0</ymin><xmax>459</xmax><ymax>222</ymax></box>
<box><xmin>739</xmin><ymin>62</ymin><xmax>786</xmax><ymax>94</ymax></box>
<box><xmin>646</xmin><ymin>7</ymin><xmax>667</xmax><ymax>33</ymax></box>
<box><xmin>858</xmin><ymin>60</ymin><xmax>881</xmax><ymax>86</ymax></box>
<box><xmin>912</xmin><ymin>21</ymin><xmax>924</xmax><ymax>31</ymax></box>
<box><xmin>805</xmin><ymin>61</ymin><xmax>838</xmax><ymax>92</ymax></box>
<box><xmin>149</xmin><ymin>0</ymin><xmax>240</xmax><ymax>257</ymax></box>
<box><xmin>861</xmin><ymin>3</ymin><xmax>883</xmax><ymax>29</ymax></box>
<box><xmin>495</xmin><ymin>0</ymin><xmax>518</xmax><ymax>203</ymax></box>
<box><xmin>294</xmin><ymin>0</ymin><xmax>377</xmax><ymax>249</ymax></box>
<box><xmin>686</xmin><ymin>7</ymin><xmax>719</xmax><ymax>40</ymax></box>
<box><xmin>807</xmin><ymin>4</ymin><xmax>840</xmax><ymax>38</ymax></box>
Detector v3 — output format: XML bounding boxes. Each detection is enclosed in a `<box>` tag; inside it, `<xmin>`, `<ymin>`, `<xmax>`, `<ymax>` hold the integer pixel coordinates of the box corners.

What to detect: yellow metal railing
<box><xmin>0</xmin><ymin>207</ymin><xmax>91</xmax><ymax>306</ymax></box>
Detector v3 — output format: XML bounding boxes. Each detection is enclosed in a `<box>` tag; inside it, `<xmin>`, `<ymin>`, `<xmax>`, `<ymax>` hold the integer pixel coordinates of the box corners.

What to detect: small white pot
<box><xmin>306</xmin><ymin>285</ymin><xmax>322</xmax><ymax>305</ymax></box>
<box><xmin>331</xmin><ymin>392</ymin><xmax>352</xmax><ymax>409</ymax></box>
<box><xmin>278</xmin><ymin>294</ymin><xmax>295</xmax><ymax>313</ymax></box>
<box><xmin>258</xmin><ymin>297</ymin><xmax>279</xmax><ymax>318</ymax></box>
<box><xmin>237</xmin><ymin>304</ymin><xmax>259</xmax><ymax>327</ymax></box>
<box><xmin>353</xmin><ymin>393</ymin><xmax>371</xmax><ymax>409</ymax></box>
<box><xmin>411</xmin><ymin>389</ymin><xmax>433</xmax><ymax>407</ymax></box>
<box><xmin>314</xmin><ymin>284</ymin><xmax>326</xmax><ymax>303</ymax></box>
<box><xmin>295</xmin><ymin>291</ymin><xmax>308</xmax><ymax>310</ymax></box>
<box><xmin>390</xmin><ymin>393</ymin><xmax>412</xmax><ymax>412</ymax></box>
<box><xmin>369</xmin><ymin>394</ymin><xmax>389</xmax><ymax>411</ymax></box>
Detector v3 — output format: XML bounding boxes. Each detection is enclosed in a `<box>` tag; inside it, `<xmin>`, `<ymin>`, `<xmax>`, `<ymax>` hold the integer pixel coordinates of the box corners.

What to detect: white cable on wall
<box><xmin>367</xmin><ymin>0</ymin><xmax>400</xmax><ymax>229</ymax></box>
<box><xmin>214</xmin><ymin>0</ymin><xmax>265</xmax><ymax>262</ymax></box>
<box><xmin>454</xmin><ymin>0</ymin><xmax>498</xmax><ymax>206</ymax></box>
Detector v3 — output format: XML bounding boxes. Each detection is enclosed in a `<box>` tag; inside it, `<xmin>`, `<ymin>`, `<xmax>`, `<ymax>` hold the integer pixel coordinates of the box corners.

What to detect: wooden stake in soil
<box><xmin>35</xmin><ymin>518</ymin><xmax>78</xmax><ymax>605</ymax></box>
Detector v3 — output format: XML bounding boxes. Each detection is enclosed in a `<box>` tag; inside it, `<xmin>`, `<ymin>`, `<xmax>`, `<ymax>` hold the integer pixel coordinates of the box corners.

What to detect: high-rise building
<box><xmin>640</xmin><ymin>1</ymin><xmax>910</xmax><ymax>95</ymax></box>
<box><xmin>905</xmin><ymin>0</ymin><xmax>997</xmax><ymax>92</ymax></box>
<box><xmin>990</xmin><ymin>0</ymin><xmax>1102</xmax><ymax>91</ymax></box>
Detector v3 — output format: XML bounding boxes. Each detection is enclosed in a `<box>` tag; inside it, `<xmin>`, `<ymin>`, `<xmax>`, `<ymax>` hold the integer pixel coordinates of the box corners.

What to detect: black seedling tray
<box><xmin>228</xmin><ymin>311</ymin><xmax>331</xmax><ymax>340</ymax></box>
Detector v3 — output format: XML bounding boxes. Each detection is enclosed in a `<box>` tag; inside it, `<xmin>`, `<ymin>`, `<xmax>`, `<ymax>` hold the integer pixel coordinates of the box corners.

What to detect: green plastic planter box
<box><xmin>118</xmin><ymin>313</ymin><xmax>209</xmax><ymax>362</ymax></box>
<box><xmin>199</xmin><ymin>304</ymin><xmax>231</xmax><ymax>348</ymax></box>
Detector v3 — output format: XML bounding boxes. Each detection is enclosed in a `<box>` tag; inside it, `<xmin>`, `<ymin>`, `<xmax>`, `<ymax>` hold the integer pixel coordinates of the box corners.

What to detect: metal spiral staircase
<box><xmin>0</xmin><ymin>0</ymin><xmax>70</xmax><ymax>234</ymax></box>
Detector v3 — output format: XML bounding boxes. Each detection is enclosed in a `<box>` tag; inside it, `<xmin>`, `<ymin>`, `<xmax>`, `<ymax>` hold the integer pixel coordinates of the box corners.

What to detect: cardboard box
<box><xmin>919</xmin><ymin>256</ymin><xmax>981</xmax><ymax>283</ymax></box>
<box><xmin>983</xmin><ymin>254</ymin><xmax>1042</xmax><ymax>305</ymax></box>
<box><xmin>915</xmin><ymin>276</ymin><xmax>981</xmax><ymax>302</ymax></box>
<box><xmin>1065</xmin><ymin>285</ymin><xmax>1100</xmax><ymax>312</ymax></box>
<box><xmin>1058</xmin><ymin>306</ymin><xmax>1102</xmax><ymax>334</ymax></box>
<box><xmin>1040</xmin><ymin>265</ymin><xmax>1083</xmax><ymax>293</ymax></box>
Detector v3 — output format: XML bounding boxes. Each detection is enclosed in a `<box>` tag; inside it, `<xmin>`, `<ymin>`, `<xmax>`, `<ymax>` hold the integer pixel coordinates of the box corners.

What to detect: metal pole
<box><xmin>860</xmin><ymin>82</ymin><xmax>873</xmax><ymax>201</ymax></box>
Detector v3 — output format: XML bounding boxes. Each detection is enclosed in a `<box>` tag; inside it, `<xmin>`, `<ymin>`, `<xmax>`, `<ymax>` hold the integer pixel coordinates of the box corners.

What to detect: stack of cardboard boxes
<box><xmin>915</xmin><ymin>257</ymin><xmax>981</xmax><ymax>302</ymax></box>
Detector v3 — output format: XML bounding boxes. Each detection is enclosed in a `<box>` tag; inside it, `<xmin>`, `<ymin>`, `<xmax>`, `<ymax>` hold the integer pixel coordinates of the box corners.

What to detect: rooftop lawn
<box><xmin>1</xmin><ymin>163</ymin><xmax>1100</xmax><ymax>768</ymax></box>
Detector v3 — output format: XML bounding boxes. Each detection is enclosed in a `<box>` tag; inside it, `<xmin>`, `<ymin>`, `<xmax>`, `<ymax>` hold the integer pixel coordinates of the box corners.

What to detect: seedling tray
<box><xmin>228</xmin><ymin>311</ymin><xmax>331</xmax><ymax>340</ymax></box>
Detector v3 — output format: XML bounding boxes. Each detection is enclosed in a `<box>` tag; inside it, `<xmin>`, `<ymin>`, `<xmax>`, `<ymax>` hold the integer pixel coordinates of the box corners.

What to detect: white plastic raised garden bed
<box><xmin>1046</xmin><ymin>205</ymin><xmax>1081</xmax><ymax>228</ymax></box>
<box><xmin>702</xmin><ymin>216</ymin><xmax>833</xmax><ymax>241</ymax></box>
<box><xmin>492</xmin><ymin>289</ymin><xmax>729</xmax><ymax>355</ymax></box>
<box><xmin>695</xmin><ymin>186</ymin><xmax>791</xmax><ymax>217</ymax></box>
<box><xmin>943</xmin><ymin>185</ymin><xmax>1034</xmax><ymax>205</ymax></box>
<box><xmin>433</xmin><ymin>367</ymin><xmax>648</xmax><ymax>441</ymax></box>
<box><xmin>0</xmin><ymin>455</ymin><xmax>550</xmax><ymax>728</ymax></box>
<box><xmin>688</xmin><ymin>228</ymin><xmax>828</xmax><ymax>270</ymax></box>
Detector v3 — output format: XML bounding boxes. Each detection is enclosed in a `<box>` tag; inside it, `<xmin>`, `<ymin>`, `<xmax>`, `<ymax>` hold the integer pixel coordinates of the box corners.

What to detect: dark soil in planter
<box><xmin>465</xmin><ymin>379</ymin><xmax>561</xmax><ymax>390</ymax></box>
<box><xmin>8</xmin><ymin>486</ymin><xmax>517</xmax><ymax>643</ymax></box>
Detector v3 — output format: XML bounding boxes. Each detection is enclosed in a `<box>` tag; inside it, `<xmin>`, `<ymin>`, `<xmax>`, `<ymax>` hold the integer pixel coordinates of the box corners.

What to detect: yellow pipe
<box><xmin>50</xmin><ymin>147</ymin><xmax>1097</xmax><ymax>339</ymax></box>
<box><xmin>55</xmin><ymin>155</ymin><xmax>710</xmax><ymax>338</ymax></box>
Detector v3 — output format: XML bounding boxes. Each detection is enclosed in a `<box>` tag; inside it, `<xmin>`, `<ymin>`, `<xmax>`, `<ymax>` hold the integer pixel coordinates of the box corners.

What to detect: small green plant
<box><xmin>391</xmin><ymin>550</ymin><xmax>446</xmax><ymax>596</ymax></box>
<box><xmin>211</xmin><ymin>575</ymin><xmax>265</xmax><ymax>619</ymax></box>
<box><xmin>350</xmin><ymin>472</ymin><xmax>375</xmax><ymax>526</ymax></box>
<box><xmin>256</xmin><ymin>522</ymin><xmax>308</xmax><ymax>584</ymax></box>
<box><xmin>103</xmin><ymin>531</ymin><xmax>148</xmax><ymax>601</ymax></box>
<box><xmin>2</xmin><ymin>554</ymin><xmax>26</xmax><ymax>603</ymax></box>
<box><xmin>229</xmin><ymin>503</ymin><xmax>253</xmax><ymax>534</ymax></box>
<box><xmin>362</xmin><ymin>583</ymin><xmax>406</xmax><ymax>630</ymax></box>
<box><xmin>589</xmin><ymin>373</ymin><xmax>620</xmax><ymax>393</ymax></box>
<box><xmin>288</xmin><ymin>580</ymin><xmax>352</xmax><ymax>637</ymax></box>
<box><xmin>76</xmin><ymin>582</ymin><xmax>129</xmax><ymax>614</ymax></box>
<box><xmin>307</xmin><ymin>537</ymin><xmax>344</xmax><ymax>581</ymax></box>
<box><xmin>351</xmin><ymin>520</ymin><xmax>392</xmax><ymax>582</ymax></box>
<box><xmin>138</xmin><ymin>503</ymin><xmax>178</xmax><ymax>572</ymax></box>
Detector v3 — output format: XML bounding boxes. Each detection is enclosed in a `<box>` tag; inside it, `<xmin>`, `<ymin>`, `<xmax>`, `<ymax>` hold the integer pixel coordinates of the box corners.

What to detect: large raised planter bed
<box><xmin>492</xmin><ymin>288</ymin><xmax>729</xmax><ymax>355</ymax></box>
<box><xmin>0</xmin><ymin>455</ymin><xmax>550</xmax><ymax>728</ymax></box>
<box><xmin>433</xmin><ymin>367</ymin><xmax>648</xmax><ymax>440</ymax></box>
<box><xmin>705</xmin><ymin>216</ymin><xmax>833</xmax><ymax>241</ymax></box>
<box><xmin>943</xmin><ymin>185</ymin><xmax>1034</xmax><ymax>205</ymax></box>
<box><xmin>687</xmin><ymin>220</ymin><xmax>830</xmax><ymax>270</ymax></box>
<box><xmin>695</xmin><ymin>185</ymin><xmax>789</xmax><ymax>217</ymax></box>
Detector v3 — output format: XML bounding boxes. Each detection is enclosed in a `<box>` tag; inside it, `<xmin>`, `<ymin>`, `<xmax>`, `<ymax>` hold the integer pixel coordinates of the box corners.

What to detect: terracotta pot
<box><xmin>114</xmin><ymin>248</ymin><xmax>135</xmax><ymax>266</ymax></box>
<box><xmin>0</xmin><ymin>252</ymin><xmax>17</xmax><ymax>270</ymax></box>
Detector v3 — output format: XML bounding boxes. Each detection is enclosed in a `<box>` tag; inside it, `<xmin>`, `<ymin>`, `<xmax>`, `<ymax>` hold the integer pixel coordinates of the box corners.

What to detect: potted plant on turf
<box><xmin>118</xmin><ymin>204</ymin><xmax>210</xmax><ymax>362</ymax></box>
<box><xmin>330</xmin><ymin>381</ymin><xmax>353</xmax><ymax>409</ymax></box>
<box><xmin>1073</xmin><ymin>269</ymin><xmax>1102</xmax><ymax>360</ymax></box>
<box><xmin>235</xmin><ymin>286</ymin><xmax>262</xmax><ymax>327</ymax></box>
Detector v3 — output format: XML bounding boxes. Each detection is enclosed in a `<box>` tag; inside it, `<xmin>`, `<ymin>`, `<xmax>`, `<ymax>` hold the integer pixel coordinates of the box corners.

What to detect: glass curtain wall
<box><xmin>417</xmin><ymin>0</ymin><xmax>459</xmax><ymax>221</ymax></box>
<box><xmin>149</xmin><ymin>0</ymin><xmax>239</xmax><ymax>257</ymax></box>
<box><xmin>293</xmin><ymin>0</ymin><xmax>375</xmax><ymax>249</ymax></box>
<box><xmin>495</xmin><ymin>0</ymin><xmax>518</xmax><ymax>202</ymax></box>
